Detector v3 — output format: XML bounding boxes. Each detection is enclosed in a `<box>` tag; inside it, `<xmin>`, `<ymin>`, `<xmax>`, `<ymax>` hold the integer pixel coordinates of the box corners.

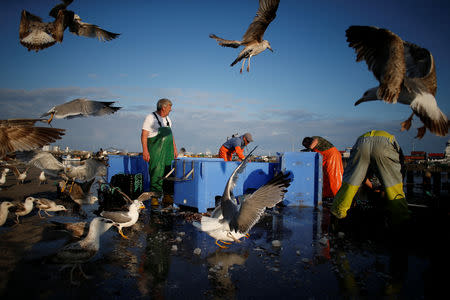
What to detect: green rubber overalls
<box><xmin>147</xmin><ymin>112</ymin><xmax>174</xmax><ymax>196</ymax></box>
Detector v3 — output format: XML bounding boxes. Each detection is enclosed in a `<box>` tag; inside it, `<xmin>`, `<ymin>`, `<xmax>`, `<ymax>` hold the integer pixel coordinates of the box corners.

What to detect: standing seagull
<box><xmin>34</xmin><ymin>198</ymin><xmax>67</xmax><ymax>218</ymax></box>
<box><xmin>0</xmin><ymin>201</ymin><xmax>15</xmax><ymax>226</ymax></box>
<box><xmin>41</xmin><ymin>98</ymin><xmax>121</xmax><ymax>124</ymax></box>
<box><xmin>193</xmin><ymin>146</ymin><xmax>291</xmax><ymax>248</ymax></box>
<box><xmin>52</xmin><ymin>217</ymin><xmax>118</xmax><ymax>284</ymax></box>
<box><xmin>0</xmin><ymin>119</ymin><xmax>65</xmax><ymax>159</ymax></box>
<box><xmin>210</xmin><ymin>0</ymin><xmax>280</xmax><ymax>73</ymax></box>
<box><xmin>14</xmin><ymin>196</ymin><xmax>35</xmax><ymax>224</ymax></box>
<box><xmin>99</xmin><ymin>191</ymin><xmax>150</xmax><ymax>239</ymax></box>
<box><xmin>346</xmin><ymin>25</ymin><xmax>448</xmax><ymax>139</ymax></box>
<box><xmin>0</xmin><ymin>168</ymin><xmax>9</xmax><ymax>190</ymax></box>
<box><xmin>19</xmin><ymin>0</ymin><xmax>120</xmax><ymax>52</ymax></box>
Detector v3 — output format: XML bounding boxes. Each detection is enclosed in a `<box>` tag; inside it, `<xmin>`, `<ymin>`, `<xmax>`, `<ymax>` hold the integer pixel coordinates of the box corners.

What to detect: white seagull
<box><xmin>346</xmin><ymin>25</ymin><xmax>448</xmax><ymax>139</ymax></box>
<box><xmin>0</xmin><ymin>168</ymin><xmax>9</xmax><ymax>190</ymax></box>
<box><xmin>41</xmin><ymin>98</ymin><xmax>121</xmax><ymax>124</ymax></box>
<box><xmin>19</xmin><ymin>0</ymin><xmax>120</xmax><ymax>52</ymax></box>
<box><xmin>210</xmin><ymin>0</ymin><xmax>280</xmax><ymax>73</ymax></box>
<box><xmin>52</xmin><ymin>217</ymin><xmax>118</xmax><ymax>284</ymax></box>
<box><xmin>14</xmin><ymin>196</ymin><xmax>35</xmax><ymax>223</ymax></box>
<box><xmin>193</xmin><ymin>146</ymin><xmax>291</xmax><ymax>248</ymax></box>
<box><xmin>100</xmin><ymin>192</ymin><xmax>150</xmax><ymax>239</ymax></box>
<box><xmin>0</xmin><ymin>119</ymin><xmax>65</xmax><ymax>159</ymax></box>
<box><xmin>38</xmin><ymin>171</ymin><xmax>47</xmax><ymax>185</ymax></box>
<box><xmin>34</xmin><ymin>198</ymin><xmax>67</xmax><ymax>218</ymax></box>
<box><xmin>0</xmin><ymin>201</ymin><xmax>15</xmax><ymax>226</ymax></box>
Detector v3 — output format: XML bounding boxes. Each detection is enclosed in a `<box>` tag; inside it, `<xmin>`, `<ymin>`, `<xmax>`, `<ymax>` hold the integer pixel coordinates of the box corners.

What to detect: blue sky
<box><xmin>1</xmin><ymin>0</ymin><xmax>449</xmax><ymax>155</ymax></box>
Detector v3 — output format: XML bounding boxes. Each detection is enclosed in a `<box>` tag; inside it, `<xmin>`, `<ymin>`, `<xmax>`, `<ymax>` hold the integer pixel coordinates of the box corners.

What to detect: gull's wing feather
<box><xmin>100</xmin><ymin>211</ymin><xmax>132</xmax><ymax>224</ymax></box>
<box><xmin>69</xmin><ymin>18</ymin><xmax>119</xmax><ymax>41</ymax></box>
<box><xmin>346</xmin><ymin>25</ymin><xmax>405</xmax><ymax>103</ymax></box>
<box><xmin>241</xmin><ymin>0</ymin><xmax>280</xmax><ymax>44</ymax></box>
<box><xmin>233</xmin><ymin>172</ymin><xmax>291</xmax><ymax>233</ymax></box>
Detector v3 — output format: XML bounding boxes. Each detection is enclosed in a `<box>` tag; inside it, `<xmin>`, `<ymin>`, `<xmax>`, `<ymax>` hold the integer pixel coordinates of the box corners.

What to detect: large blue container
<box><xmin>172</xmin><ymin>158</ymin><xmax>277</xmax><ymax>212</ymax></box>
<box><xmin>107</xmin><ymin>155</ymin><xmax>150</xmax><ymax>191</ymax></box>
<box><xmin>276</xmin><ymin>152</ymin><xmax>322</xmax><ymax>207</ymax></box>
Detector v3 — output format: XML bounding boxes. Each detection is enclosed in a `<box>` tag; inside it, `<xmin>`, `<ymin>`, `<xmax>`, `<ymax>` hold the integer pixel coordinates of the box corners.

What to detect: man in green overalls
<box><xmin>141</xmin><ymin>98</ymin><xmax>178</xmax><ymax>206</ymax></box>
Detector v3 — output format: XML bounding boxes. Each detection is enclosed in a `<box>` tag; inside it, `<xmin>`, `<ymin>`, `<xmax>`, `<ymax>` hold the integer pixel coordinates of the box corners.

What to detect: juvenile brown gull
<box><xmin>193</xmin><ymin>146</ymin><xmax>291</xmax><ymax>248</ymax></box>
<box><xmin>210</xmin><ymin>0</ymin><xmax>280</xmax><ymax>73</ymax></box>
<box><xmin>34</xmin><ymin>198</ymin><xmax>67</xmax><ymax>218</ymax></box>
<box><xmin>20</xmin><ymin>0</ymin><xmax>120</xmax><ymax>52</ymax></box>
<box><xmin>41</xmin><ymin>98</ymin><xmax>121</xmax><ymax>124</ymax></box>
<box><xmin>14</xmin><ymin>196</ymin><xmax>35</xmax><ymax>224</ymax></box>
<box><xmin>52</xmin><ymin>217</ymin><xmax>118</xmax><ymax>284</ymax></box>
<box><xmin>346</xmin><ymin>25</ymin><xmax>448</xmax><ymax>139</ymax></box>
<box><xmin>0</xmin><ymin>201</ymin><xmax>15</xmax><ymax>226</ymax></box>
<box><xmin>0</xmin><ymin>119</ymin><xmax>65</xmax><ymax>159</ymax></box>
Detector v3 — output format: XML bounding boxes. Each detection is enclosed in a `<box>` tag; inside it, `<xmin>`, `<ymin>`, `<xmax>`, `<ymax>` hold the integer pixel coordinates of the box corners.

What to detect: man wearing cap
<box><xmin>218</xmin><ymin>133</ymin><xmax>253</xmax><ymax>161</ymax></box>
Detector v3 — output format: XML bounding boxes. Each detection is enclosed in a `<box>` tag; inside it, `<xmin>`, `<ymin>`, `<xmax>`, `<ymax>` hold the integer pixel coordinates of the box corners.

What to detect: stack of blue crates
<box><xmin>276</xmin><ymin>152</ymin><xmax>322</xmax><ymax>207</ymax></box>
<box><xmin>172</xmin><ymin>157</ymin><xmax>277</xmax><ymax>212</ymax></box>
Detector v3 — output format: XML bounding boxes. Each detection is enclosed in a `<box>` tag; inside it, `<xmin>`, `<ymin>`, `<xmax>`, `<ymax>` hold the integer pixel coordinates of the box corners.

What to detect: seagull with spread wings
<box><xmin>210</xmin><ymin>0</ymin><xmax>280</xmax><ymax>73</ymax></box>
<box><xmin>41</xmin><ymin>98</ymin><xmax>121</xmax><ymax>124</ymax></box>
<box><xmin>346</xmin><ymin>25</ymin><xmax>448</xmax><ymax>139</ymax></box>
<box><xmin>193</xmin><ymin>146</ymin><xmax>291</xmax><ymax>248</ymax></box>
<box><xmin>0</xmin><ymin>119</ymin><xmax>65</xmax><ymax>159</ymax></box>
<box><xmin>19</xmin><ymin>0</ymin><xmax>120</xmax><ymax>52</ymax></box>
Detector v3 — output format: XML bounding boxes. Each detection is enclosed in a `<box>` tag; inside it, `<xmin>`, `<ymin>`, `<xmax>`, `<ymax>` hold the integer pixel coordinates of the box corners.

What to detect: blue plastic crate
<box><xmin>276</xmin><ymin>152</ymin><xmax>322</xmax><ymax>207</ymax></box>
<box><xmin>107</xmin><ymin>155</ymin><xmax>150</xmax><ymax>191</ymax></box>
<box><xmin>172</xmin><ymin>158</ymin><xmax>277</xmax><ymax>212</ymax></box>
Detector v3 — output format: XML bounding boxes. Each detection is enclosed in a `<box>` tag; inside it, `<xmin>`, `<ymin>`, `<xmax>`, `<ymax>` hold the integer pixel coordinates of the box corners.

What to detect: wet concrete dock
<box><xmin>0</xmin><ymin>194</ymin><xmax>446</xmax><ymax>299</ymax></box>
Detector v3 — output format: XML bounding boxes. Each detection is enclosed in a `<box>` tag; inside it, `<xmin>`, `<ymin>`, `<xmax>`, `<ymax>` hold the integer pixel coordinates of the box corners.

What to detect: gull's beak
<box><xmin>268</xmin><ymin>46</ymin><xmax>273</xmax><ymax>52</ymax></box>
<box><xmin>140</xmin><ymin>204</ymin><xmax>146</xmax><ymax>209</ymax></box>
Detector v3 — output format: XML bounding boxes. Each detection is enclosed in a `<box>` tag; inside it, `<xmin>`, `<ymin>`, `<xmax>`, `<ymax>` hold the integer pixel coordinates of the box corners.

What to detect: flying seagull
<box><xmin>193</xmin><ymin>146</ymin><xmax>291</xmax><ymax>248</ymax></box>
<box><xmin>41</xmin><ymin>98</ymin><xmax>121</xmax><ymax>124</ymax></box>
<box><xmin>0</xmin><ymin>119</ymin><xmax>65</xmax><ymax>159</ymax></box>
<box><xmin>210</xmin><ymin>0</ymin><xmax>280</xmax><ymax>73</ymax></box>
<box><xmin>346</xmin><ymin>25</ymin><xmax>448</xmax><ymax>139</ymax></box>
<box><xmin>19</xmin><ymin>0</ymin><xmax>120</xmax><ymax>52</ymax></box>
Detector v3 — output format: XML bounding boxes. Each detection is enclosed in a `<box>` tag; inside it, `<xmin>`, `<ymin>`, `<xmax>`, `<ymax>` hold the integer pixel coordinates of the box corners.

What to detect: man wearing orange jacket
<box><xmin>302</xmin><ymin>136</ymin><xmax>343</xmax><ymax>199</ymax></box>
<box><xmin>218</xmin><ymin>133</ymin><xmax>253</xmax><ymax>161</ymax></box>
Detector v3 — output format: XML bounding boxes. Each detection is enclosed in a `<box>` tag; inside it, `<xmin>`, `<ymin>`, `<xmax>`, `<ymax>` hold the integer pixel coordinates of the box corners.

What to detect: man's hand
<box><xmin>143</xmin><ymin>151</ymin><xmax>150</xmax><ymax>162</ymax></box>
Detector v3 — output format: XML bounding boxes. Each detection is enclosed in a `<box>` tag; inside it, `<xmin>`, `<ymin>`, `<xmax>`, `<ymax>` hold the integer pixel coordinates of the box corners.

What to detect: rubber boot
<box><xmin>151</xmin><ymin>197</ymin><xmax>159</xmax><ymax>207</ymax></box>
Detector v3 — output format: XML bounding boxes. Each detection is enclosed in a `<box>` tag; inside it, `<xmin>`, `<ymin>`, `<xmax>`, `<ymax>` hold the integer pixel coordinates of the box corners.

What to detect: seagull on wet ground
<box><xmin>346</xmin><ymin>25</ymin><xmax>448</xmax><ymax>139</ymax></box>
<box><xmin>0</xmin><ymin>168</ymin><xmax>9</xmax><ymax>190</ymax></box>
<box><xmin>51</xmin><ymin>217</ymin><xmax>118</xmax><ymax>285</ymax></box>
<box><xmin>193</xmin><ymin>146</ymin><xmax>291</xmax><ymax>248</ymax></box>
<box><xmin>34</xmin><ymin>198</ymin><xmax>67</xmax><ymax>218</ymax></box>
<box><xmin>14</xmin><ymin>196</ymin><xmax>35</xmax><ymax>224</ymax></box>
<box><xmin>0</xmin><ymin>118</ymin><xmax>65</xmax><ymax>159</ymax></box>
<box><xmin>38</xmin><ymin>171</ymin><xmax>47</xmax><ymax>185</ymax></box>
<box><xmin>19</xmin><ymin>0</ymin><xmax>120</xmax><ymax>52</ymax></box>
<box><xmin>0</xmin><ymin>201</ymin><xmax>15</xmax><ymax>226</ymax></box>
<box><xmin>210</xmin><ymin>0</ymin><xmax>280</xmax><ymax>73</ymax></box>
<box><xmin>9</xmin><ymin>165</ymin><xmax>30</xmax><ymax>185</ymax></box>
<box><xmin>99</xmin><ymin>191</ymin><xmax>150</xmax><ymax>239</ymax></box>
<box><xmin>41</xmin><ymin>98</ymin><xmax>121</xmax><ymax>124</ymax></box>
